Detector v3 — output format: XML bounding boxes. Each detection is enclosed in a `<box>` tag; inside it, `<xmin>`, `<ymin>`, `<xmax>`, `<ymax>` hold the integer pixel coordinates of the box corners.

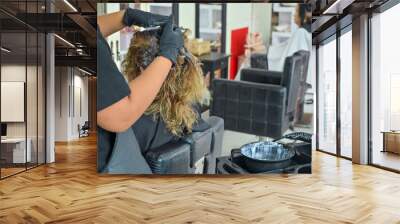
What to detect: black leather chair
<box><xmin>250</xmin><ymin>53</ymin><xmax>268</xmax><ymax>70</ymax></box>
<box><xmin>144</xmin><ymin>116</ymin><xmax>224</xmax><ymax>174</ymax></box>
<box><xmin>243</xmin><ymin>50</ymin><xmax>310</xmax><ymax>124</ymax></box>
<box><xmin>210</xmin><ymin>51</ymin><xmax>308</xmax><ymax>139</ymax></box>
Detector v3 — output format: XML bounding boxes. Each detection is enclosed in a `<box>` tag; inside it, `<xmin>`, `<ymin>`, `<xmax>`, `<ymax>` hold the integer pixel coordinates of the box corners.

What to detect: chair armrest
<box><xmin>182</xmin><ymin>128</ymin><xmax>213</xmax><ymax>167</ymax></box>
<box><xmin>204</xmin><ymin>116</ymin><xmax>224</xmax><ymax>157</ymax></box>
<box><xmin>145</xmin><ymin>141</ymin><xmax>191</xmax><ymax>174</ymax></box>
<box><xmin>145</xmin><ymin>120</ymin><xmax>216</xmax><ymax>174</ymax></box>
<box><xmin>203</xmin><ymin>116</ymin><xmax>224</xmax><ymax>174</ymax></box>
<box><xmin>241</xmin><ymin>68</ymin><xmax>282</xmax><ymax>85</ymax></box>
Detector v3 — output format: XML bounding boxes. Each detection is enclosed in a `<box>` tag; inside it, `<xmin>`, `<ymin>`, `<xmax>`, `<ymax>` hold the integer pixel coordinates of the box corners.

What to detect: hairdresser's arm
<box><xmin>98</xmin><ymin>57</ymin><xmax>172</xmax><ymax>132</ymax></box>
<box><xmin>98</xmin><ymin>10</ymin><xmax>125</xmax><ymax>37</ymax></box>
<box><xmin>98</xmin><ymin>16</ymin><xmax>182</xmax><ymax>132</ymax></box>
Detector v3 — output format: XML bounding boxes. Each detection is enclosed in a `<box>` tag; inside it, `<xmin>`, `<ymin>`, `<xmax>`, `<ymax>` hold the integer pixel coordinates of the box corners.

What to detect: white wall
<box><xmin>55</xmin><ymin>67</ymin><xmax>67</xmax><ymax>141</ymax></box>
<box><xmin>1</xmin><ymin>82</ymin><xmax>24</xmax><ymax>122</ymax></box>
<box><xmin>1</xmin><ymin>65</ymin><xmax>26</xmax><ymax>139</ymax></box>
<box><xmin>1</xmin><ymin>63</ymin><xmax>46</xmax><ymax>163</ymax></box>
<box><xmin>1</xmin><ymin>65</ymin><xmax>25</xmax><ymax>81</ymax></box>
<box><xmin>176</xmin><ymin>3</ymin><xmax>272</xmax><ymax>55</ymax></box>
<box><xmin>1</xmin><ymin>65</ymin><xmax>38</xmax><ymax>138</ymax></box>
<box><xmin>225</xmin><ymin>3</ymin><xmax>252</xmax><ymax>56</ymax></box>
<box><xmin>250</xmin><ymin>4</ymin><xmax>272</xmax><ymax>48</ymax></box>
<box><xmin>54</xmin><ymin>67</ymin><xmax>89</xmax><ymax>141</ymax></box>
<box><xmin>225</xmin><ymin>3</ymin><xmax>272</xmax><ymax>56</ymax></box>
<box><xmin>224</xmin><ymin>3</ymin><xmax>272</xmax><ymax>77</ymax></box>
<box><xmin>71</xmin><ymin>73</ymin><xmax>89</xmax><ymax>138</ymax></box>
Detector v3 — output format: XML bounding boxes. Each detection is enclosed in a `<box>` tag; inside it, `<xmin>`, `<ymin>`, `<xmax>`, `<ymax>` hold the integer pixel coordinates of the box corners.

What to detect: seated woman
<box><xmin>122</xmin><ymin>28</ymin><xmax>210</xmax><ymax>155</ymax></box>
<box><xmin>268</xmin><ymin>4</ymin><xmax>312</xmax><ymax>71</ymax></box>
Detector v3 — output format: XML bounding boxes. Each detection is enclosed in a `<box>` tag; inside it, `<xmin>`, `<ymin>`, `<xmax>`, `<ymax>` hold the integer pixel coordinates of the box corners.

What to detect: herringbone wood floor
<box><xmin>1</xmin><ymin>135</ymin><xmax>400</xmax><ymax>224</ymax></box>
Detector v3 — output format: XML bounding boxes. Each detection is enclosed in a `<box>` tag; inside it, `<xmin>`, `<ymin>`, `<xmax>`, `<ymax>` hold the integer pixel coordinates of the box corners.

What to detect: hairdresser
<box><xmin>96</xmin><ymin>8</ymin><xmax>184</xmax><ymax>173</ymax></box>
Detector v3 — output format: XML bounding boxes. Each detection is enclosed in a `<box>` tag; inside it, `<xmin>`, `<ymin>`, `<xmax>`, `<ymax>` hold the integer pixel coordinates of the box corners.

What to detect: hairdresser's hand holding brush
<box><xmin>98</xmin><ymin>8</ymin><xmax>168</xmax><ymax>37</ymax></box>
<box><xmin>158</xmin><ymin>16</ymin><xmax>184</xmax><ymax>65</ymax></box>
<box><xmin>123</xmin><ymin>8</ymin><xmax>168</xmax><ymax>27</ymax></box>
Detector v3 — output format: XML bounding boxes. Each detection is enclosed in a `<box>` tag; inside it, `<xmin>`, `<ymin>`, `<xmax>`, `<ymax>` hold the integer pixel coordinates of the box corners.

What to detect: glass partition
<box><xmin>1</xmin><ymin>22</ymin><xmax>28</xmax><ymax>177</ymax></box>
<box><xmin>27</xmin><ymin>31</ymin><xmax>38</xmax><ymax>169</ymax></box>
<box><xmin>0</xmin><ymin>0</ymin><xmax>46</xmax><ymax>179</ymax></box>
<box><xmin>339</xmin><ymin>29</ymin><xmax>352</xmax><ymax>158</ymax></box>
<box><xmin>370</xmin><ymin>3</ymin><xmax>400</xmax><ymax>171</ymax></box>
<box><xmin>317</xmin><ymin>37</ymin><xmax>337</xmax><ymax>155</ymax></box>
<box><xmin>317</xmin><ymin>29</ymin><xmax>355</xmax><ymax>160</ymax></box>
<box><xmin>38</xmin><ymin>32</ymin><xmax>45</xmax><ymax>165</ymax></box>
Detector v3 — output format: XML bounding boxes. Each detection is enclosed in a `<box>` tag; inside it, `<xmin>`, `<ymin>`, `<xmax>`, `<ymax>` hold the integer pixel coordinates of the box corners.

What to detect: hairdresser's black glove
<box><xmin>158</xmin><ymin>16</ymin><xmax>184</xmax><ymax>65</ymax></box>
<box><xmin>123</xmin><ymin>8</ymin><xmax>168</xmax><ymax>27</ymax></box>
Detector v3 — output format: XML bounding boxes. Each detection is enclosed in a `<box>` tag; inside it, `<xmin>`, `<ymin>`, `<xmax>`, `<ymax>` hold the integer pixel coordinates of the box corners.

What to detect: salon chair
<box><xmin>78</xmin><ymin>121</ymin><xmax>90</xmax><ymax>138</ymax></box>
<box><xmin>210</xmin><ymin>51</ymin><xmax>309</xmax><ymax>139</ymax></box>
<box><xmin>242</xmin><ymin>50</ymin><xmax>310</xmax><ymax>124</ymax></box>
<box><xmin>144</xmin><ymin>116</ymin><xmax>224</xmax><ymax>174</ymax></box>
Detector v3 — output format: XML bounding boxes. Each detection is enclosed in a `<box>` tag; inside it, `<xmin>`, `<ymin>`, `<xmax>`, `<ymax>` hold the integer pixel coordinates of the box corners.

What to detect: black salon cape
<box><xmin>132</xmin><ymin>105</ymin><xmax>210</xmax><ymax>154</ymax></box>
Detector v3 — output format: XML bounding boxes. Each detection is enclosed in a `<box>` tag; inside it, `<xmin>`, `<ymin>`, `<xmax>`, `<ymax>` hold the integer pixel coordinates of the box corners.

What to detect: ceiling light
<box><xmin>63</xmin><ymin>0</ymin><xmax>78</xmax><ymax>12</ymax></box>
<box><xmin>78</xmin><ymin>67</ymin><xmax>92</xmax><ymax>76</ymax></box>
<box><xmin>54</xmin><ymin>34</ymin><xmax>75</xmax><ymax>48</ymax></box>
<box><xmin>1</xmin><ymin>47</ymin><xmax>11</xmax><ymax>53</ymax></box>
<box><xmin>76</xmin><ymin>48</ymin><xmax>85</xmax><ymax>55</ymax></box>
<box><xmin>323</xmin><ymin>0</ymin><xmax>354</xmax><ymax>15</ymax></box>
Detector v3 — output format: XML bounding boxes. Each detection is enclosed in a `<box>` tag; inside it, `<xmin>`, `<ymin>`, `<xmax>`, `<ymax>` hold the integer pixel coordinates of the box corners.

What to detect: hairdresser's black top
<box><xmin>97</xmin><ymin>29</ymin><xmax>131</xmax><ymax>172</ymax></box>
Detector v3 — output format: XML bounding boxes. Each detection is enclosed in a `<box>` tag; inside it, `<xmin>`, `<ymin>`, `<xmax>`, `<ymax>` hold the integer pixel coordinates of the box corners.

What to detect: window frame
<box><xmin>195</xmin><ymin>3</ymin><xmax>227</xmax><ymax>53</ymax></box>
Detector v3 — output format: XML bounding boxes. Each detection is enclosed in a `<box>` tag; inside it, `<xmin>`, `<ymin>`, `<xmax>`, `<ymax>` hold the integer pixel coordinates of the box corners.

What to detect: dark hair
<box><xmin>299</xmin><ymin>4</ymin><xmax>312</xmax><ymax>32</ymax></box>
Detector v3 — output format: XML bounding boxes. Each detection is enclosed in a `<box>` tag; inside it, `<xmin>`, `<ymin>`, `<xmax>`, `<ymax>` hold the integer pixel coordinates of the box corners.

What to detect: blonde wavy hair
<box><xmin>122</xmin><ymin>29</ymin><xmax>209</xmax><ymax>136</ymax></box>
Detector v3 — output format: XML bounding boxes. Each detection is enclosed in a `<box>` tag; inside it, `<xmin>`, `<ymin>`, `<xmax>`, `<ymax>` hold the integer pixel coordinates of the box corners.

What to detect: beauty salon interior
<box><xmin>1</xmin><ymin>1</ymin><xmax>400</xmax><ymax>223</ymax></box>
<box><xmin>98</xmin><ymin>2</ymin><xmax>315</xmax><ymax>174</ymax></box>
<box><xmin>95</xmin><ymin>1</ymin><xmax>400</xmax><ymax>175</ymax></box>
